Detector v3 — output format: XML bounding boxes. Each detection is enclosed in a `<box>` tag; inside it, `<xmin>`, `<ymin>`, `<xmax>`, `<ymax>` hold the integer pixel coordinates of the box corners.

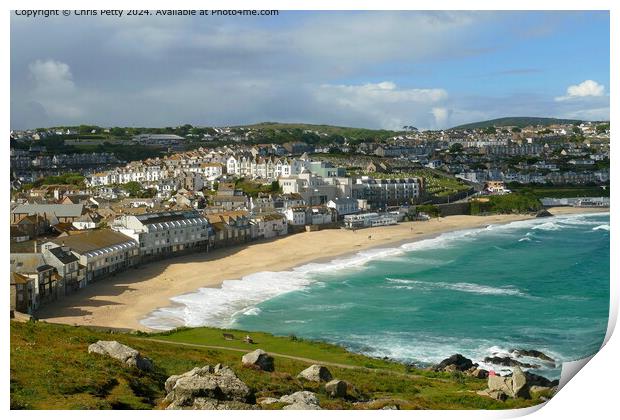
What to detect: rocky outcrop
<box><xmin>325</xmin><ymin>379</ymin><xmax>348</xmax><ymax>398</ymax></box>
<box><xmin>535</xmin><ymin>209</ymin><xmax>553</xmax><ymax>218</ymax></box>
<box><xmin>478</xmin><ymin>368</ymin><xmax>530</xmax><ymax>401</ymax></box>
<box><xmin>484</xmin><ymin>356</ymin><xmax>540</xmax><ymax>369</ymax></box>
<box><xmin>524</xmin><ymin>371</ymin><xmax>559</xmax><ymax>388</ymax></box>
<box><xmin>164</xmin><ymin>364</ymin><xmax>253</xmax><ymax>409</ymax></box>
<box><xmin>280</xmin><ymin>391</ymin><xmax>322</xmax><ymax>410</ymax></box>
<box><xmin>432</xmin><ymin>354</ymin><xmax>475</xmax><ymax>372</ymax></box>
<box><xmin>241</xmin><ymin>349</ymin><xmax>274</xmax><ymax>372</ymax></box>
<box><xmin>297</xmin><ymin>365</ymin><xmax>333</xmax><ymax>382</ymax></box>
<box><xmin>88</xmin><ymin>340</ymin><xmax>153</xmax><ymax>371</ymax></box>
<box><xmin>510</xmin><ymin>349</ymin><xmax>556</xmax><ymax>364</ymax></box>
<box><xmin>465</xmin><ymin>367</ymin><xmax>489</xmax><ymax>379</ymax></box>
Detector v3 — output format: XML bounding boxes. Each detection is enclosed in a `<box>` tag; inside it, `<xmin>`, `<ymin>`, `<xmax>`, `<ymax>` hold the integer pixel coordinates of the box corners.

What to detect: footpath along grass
<box><xmin>10</xmin><ymin>321</ymin><xmax>544</xmax><ymax>410</ymax></box>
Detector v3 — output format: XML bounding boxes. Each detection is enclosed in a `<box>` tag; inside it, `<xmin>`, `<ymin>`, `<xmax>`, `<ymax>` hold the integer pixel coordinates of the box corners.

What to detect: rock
<box><xmin>297</xmin><ymin>364</ymin><xmax>333</xmax><ymax>382</ymax></box>
<box><xmin>477</xmin><ymin>389</ymin><xmax>508</xmax><ymax>401</ymax></box>
<box><xmin>382</xmin><ymin>405</ymin><xmax>399</xmax><ymax>410</ymax></box>
<box><xmin>257</xmin><ymin>397</ymin><xmax>280</xmax><ymax>406</ymax></box>
<box><xmin>432</xmin><ymin>354</ymin><xmax>475</xmax><ymax>372</ymax></box>
<box><xmin>511</xmin><ymin>367</ymin><xmax>530</xmax><ymax>399</ymax></box>
<box><xmin>164</xmin><ymin>365</ymin><xmax>253</xmax><ymax>409</ymax></box>
<box><xmin>536</xmin><ymin>209</ymin><xmax>553</xmax><ymax>218</ymax></box>
<box><xmin>88</xmin><ymin>340</ymin><xmax>153</xmax><ymax>371</ymax></box>
<box><xmin>487</xmin><ymin>375</ymin><xmax>514</xmax><ymax>397</ymax></box>
<box><xmin>241</xmin><ymin>349</ymin><xmax>274</xmax><ymax>372</ymax></box>
<box><xmin>325</xmin><ymin>379</ymin><xmax>348</xmax><ymax>398</ymax></box>
<box><xmin>466</xmin><ymin>368</ymin><xmax>489</xmax><ymax>379</ymax></box>
<box><xmin>482</xmin><ymin>367</ymin><xmax>535</xmax><ymax>400</ymax></box>
<box><xmin>280</xmin><ymin>391</ymin><xmax>321</xmax><ymax>410</ymax></box>
<box><xmin>510</xmin><ymin>349</ymin><xmax>555</xmax><ymax>363</ymax></box>
<box><xmin>167</xmin><ymin>398</ymin><xmax>256</xmax><ymax>410</ymax></box>
<box><xmin>524</xmin><ymin>371</ymin><xmax>559</xmax><ymax>388</ymax></box>
<box><xmin>484</xmin><ymin>356</ymin><xmax>540</xmax><ymax>369</ymax></box>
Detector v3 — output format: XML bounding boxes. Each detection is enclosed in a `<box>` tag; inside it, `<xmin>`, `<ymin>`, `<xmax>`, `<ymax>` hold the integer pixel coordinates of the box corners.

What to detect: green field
<box><xmin>10</xmin><ymin>321</ymin><xmax>547</xmax><ymax>410</ymax></box>
<box><xmin>364</xmin><ymin>169</ymin><xmax>471</xmax><ymax>198</ymax></box>
<box><xmin>508</xmin><ymin>184</ymin><xmax>610</xmax><ymax>199</ymax></box>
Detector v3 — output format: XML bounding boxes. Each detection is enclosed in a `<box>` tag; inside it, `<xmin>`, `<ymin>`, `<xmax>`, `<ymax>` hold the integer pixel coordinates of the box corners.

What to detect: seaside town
<box><xmin>9</xmin><ymin>119</ymin><xmax>610</xmax><ymax>316</ymax></box>
<box><xmin>8</xmin><ymin>6</ymin><xmax>614</xmax><ymax>412</ymax></box>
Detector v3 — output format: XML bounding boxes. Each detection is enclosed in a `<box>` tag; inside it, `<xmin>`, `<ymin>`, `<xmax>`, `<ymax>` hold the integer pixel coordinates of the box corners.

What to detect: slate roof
<box><xmin>11</xmin><ymin>204</ymin><xmax>84</xmax><ymax>218</ymax></box>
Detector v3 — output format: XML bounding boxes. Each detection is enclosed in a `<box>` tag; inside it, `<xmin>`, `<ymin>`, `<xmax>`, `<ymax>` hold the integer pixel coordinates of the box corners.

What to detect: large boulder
<box><xmin>511</xmin><ymin>367</ymin><xmax>530</xmax><ymax>399</ymax></box>
<box><xmin>241</xmin><ymin>349</ymin><xmax>274</xmax><ymax>372</ymax></box>
<box><xmin>297</xmin><ymin>365</ymin><xmax>333</xmax><ymax>382</ymax></box>
<box><xmin>280</xmin><ymin>391</ymin><xmax>321</xmax><ymax>410</ymax></box>
<box><xmin>88</xmin><ymin>340</ymin><xmax>153</xmax><ymax>371</ymax></box>
<box><xmin>167</xmin><ymin>398</ymin><xmax>256</xmax><ymax>410</ymax></box>
<box><xmin>481</xmin><ymin>367</ymin><xmax>533</xmax><ymax>400</ymax></box>
<box><xmin>487</xmin><ymin>375</ymin><xmax>514</xmax><ymax>397</ymax></box>
<box><xmin>164</xmin><ymin>364</ymin><xmax>253</xmax><ymax>409</ymax></box>
<box><xmin>432</xmin><ymin>354</ymin><xmax>475</xmax><ymax>372</ymax></box>
<box><xmin>325</xmin><ymin>379</ymin><xmax>348</xmax><ymax>398</ymax></box>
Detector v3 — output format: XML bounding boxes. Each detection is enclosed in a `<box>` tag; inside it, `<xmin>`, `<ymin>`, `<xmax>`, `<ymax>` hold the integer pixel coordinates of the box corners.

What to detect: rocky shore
<box><xmin>430</xmin><ymin>351</ymin><xmax>559</xmax><ymax>402</ymax></box>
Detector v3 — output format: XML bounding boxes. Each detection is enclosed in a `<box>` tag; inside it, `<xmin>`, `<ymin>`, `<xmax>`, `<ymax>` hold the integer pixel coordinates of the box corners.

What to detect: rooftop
<box><xmin>12</xmin><ymin>204</ymin><xmax>84</xmax><ymax>218</ymax></box>
<box><xmin>50</xmin><ymin>230</ymin><xmax>137</xmax><ymax>254</ymax></box>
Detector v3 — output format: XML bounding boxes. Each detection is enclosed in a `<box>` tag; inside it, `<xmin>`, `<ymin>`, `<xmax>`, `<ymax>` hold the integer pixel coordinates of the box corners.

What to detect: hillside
<box><xmin>451</xmin><ymin>117</ymin><xmax>584</xmax><ymax>130</ymax></box>
<box><xmin>237</xmin><ymin>122</ymin><xmax>399</xmax><ymax>140</ymax></box>
<box><xmin>10</xmin><ymin>321</ymin><xmax>549</xmax><ymax>410</ymax></box>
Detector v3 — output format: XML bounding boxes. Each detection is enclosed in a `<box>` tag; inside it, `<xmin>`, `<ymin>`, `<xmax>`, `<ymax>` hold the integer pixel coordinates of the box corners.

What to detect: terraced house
<box><xmin>206</xmin><ymin>210</ymin><xmax>254</xmax><ymax>248</ymax></box>
<box><xmin>111</xmin><ymin>210</ymin><xmax>213</xmax><ymax>260</ymax></box>
<box><xmin>42</xmin><ymin>230</ymin><xmax>139</xmax><ymax>283</ymax></box>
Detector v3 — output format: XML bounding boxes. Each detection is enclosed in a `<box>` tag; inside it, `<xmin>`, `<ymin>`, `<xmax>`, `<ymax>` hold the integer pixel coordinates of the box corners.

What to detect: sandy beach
<box><xmin>34</xmin><ymin>207</ymin><xmax>608</xmax><ymax>331</ymax></box>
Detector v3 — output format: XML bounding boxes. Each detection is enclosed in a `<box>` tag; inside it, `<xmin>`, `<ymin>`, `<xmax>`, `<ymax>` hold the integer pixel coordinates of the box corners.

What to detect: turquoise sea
<box><xmin>142</xmin><ymin>212</ymin><xmax>610</xmax><ymax>379</ymax></box>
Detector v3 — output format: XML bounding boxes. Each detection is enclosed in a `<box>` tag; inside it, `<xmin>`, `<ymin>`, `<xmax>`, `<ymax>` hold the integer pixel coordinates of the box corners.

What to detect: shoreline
<box><xmin>34</xmin><ymin>207</ymin><xmax>609</xmax><ymax>332</ymax></box>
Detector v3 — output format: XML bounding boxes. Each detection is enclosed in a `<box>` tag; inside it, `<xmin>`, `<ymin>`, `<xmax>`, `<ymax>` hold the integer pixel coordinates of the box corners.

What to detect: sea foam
<box><xmin>385</xmin><ymin>278</ymin><xmax>528</xmax><ymax>297</ymax></box>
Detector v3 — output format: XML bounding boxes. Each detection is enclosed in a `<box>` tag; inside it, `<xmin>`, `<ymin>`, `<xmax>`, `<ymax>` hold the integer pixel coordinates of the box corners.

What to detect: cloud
<box><xmin>555</xmin><ymin>80</ymin><xmax>605</xmax><ymax>101</ymax></box>
<box><xmin>28</xmin><ymin>59</ymin><xmax>75</xmax><ymax>91</ymax></box>
<box><xmin>431</xmin><ymin>107</ymin><xmax>452</xmax><ymax>127</ymax></box>
<box><xmin>313</xmin><ymin>82</ymin><xmax>448</xmax><ymax>130</ymax></box>
<box><xmin>9</xmin><ymin>12</ymin><xmax>609</xmax><ymax>130</ymax></box>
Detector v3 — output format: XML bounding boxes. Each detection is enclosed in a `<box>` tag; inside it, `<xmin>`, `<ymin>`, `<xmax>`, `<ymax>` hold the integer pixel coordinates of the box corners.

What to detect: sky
<box><xmin>10</xmin><ymin>10</ymin><xmax>610</xmax><ymax>130</ymax></box>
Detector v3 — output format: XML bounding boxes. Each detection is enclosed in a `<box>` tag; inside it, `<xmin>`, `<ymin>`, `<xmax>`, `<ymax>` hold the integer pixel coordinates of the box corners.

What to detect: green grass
<box><xmin>508</xmin><ymin>184</ymin><xmax>610</xmax><ymax>199</ymax></box>
<box><xmin>363</xmin><ymin>169</ymin><xmax>471</xmax><ymax>197</ymax></box>
<box><xmin>11</xmin><ymin>321</ymin><xmax>545</xmax><ymax>410</ymax></box>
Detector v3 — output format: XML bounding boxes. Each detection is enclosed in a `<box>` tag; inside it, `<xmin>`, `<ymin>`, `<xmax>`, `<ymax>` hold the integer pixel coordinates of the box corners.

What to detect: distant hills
<box><xmin>451</xmin><ymin>117</ymin><xmax>584</xmax><ymax>130</ymax></box>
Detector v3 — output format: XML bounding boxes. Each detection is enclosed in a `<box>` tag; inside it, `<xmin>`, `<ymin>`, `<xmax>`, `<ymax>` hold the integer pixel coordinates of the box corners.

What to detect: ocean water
<box><xmin>141</xmin><ymin>213</ymin><xmax>610</xmax><ymax>379</ymax></box>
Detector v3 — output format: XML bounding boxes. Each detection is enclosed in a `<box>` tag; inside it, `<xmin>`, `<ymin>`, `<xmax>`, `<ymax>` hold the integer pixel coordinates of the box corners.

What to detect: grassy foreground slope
<box><xmin>10</xmin><ymin>321</ymin><xmax>543</xmax><ymax>410</ymax></box>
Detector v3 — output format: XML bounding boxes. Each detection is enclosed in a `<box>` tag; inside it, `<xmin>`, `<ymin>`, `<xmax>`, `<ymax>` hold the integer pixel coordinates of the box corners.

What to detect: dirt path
<box><xmin>138</xmin><ymin>337</ymin><xmax>449</xmax><ymax>382</ymax></box>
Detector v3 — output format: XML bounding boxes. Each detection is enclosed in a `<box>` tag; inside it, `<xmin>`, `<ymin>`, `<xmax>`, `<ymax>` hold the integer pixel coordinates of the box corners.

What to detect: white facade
<box><xmin>112</xmin><ymin>211</ymin><xmax>212</xmax><ymax>258</ymax></box>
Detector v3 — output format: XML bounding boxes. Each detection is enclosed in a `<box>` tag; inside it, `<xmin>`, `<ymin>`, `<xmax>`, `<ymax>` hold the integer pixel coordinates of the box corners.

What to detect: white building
<box><xmin>327</xmin><ymin>197</ymin><xmax>359</xmax><ymax>217</ymax></box>
<box><xmin>111</xmin><ymin>210</ymin><xmax>213</xmax><ymax>259</ymax></box>
<box><xmin>251</xmin><ymin>213</ymin><xmax>288</xmax><ymax>239</ymax></box>
<box><xmin>343</xmin><ymin>212</ymin><xmax>398</xmax><ymax>229</ymax></box>
<box><xmin>284</xmin><ymin>206</ymin><xmax>307</xmax><ymax>226</ymax></box>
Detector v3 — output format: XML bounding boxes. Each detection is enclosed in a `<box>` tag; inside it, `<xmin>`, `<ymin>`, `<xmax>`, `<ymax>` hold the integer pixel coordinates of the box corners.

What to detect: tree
<box><xmin>449</xmin><ymin>143</ymin><xmax>463</xmax><ymax>154</ymax></box>
<box><xmin>122</xmin><ymin>181</ymin><xmax>143</xmax><ymax>197</ymax></box>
